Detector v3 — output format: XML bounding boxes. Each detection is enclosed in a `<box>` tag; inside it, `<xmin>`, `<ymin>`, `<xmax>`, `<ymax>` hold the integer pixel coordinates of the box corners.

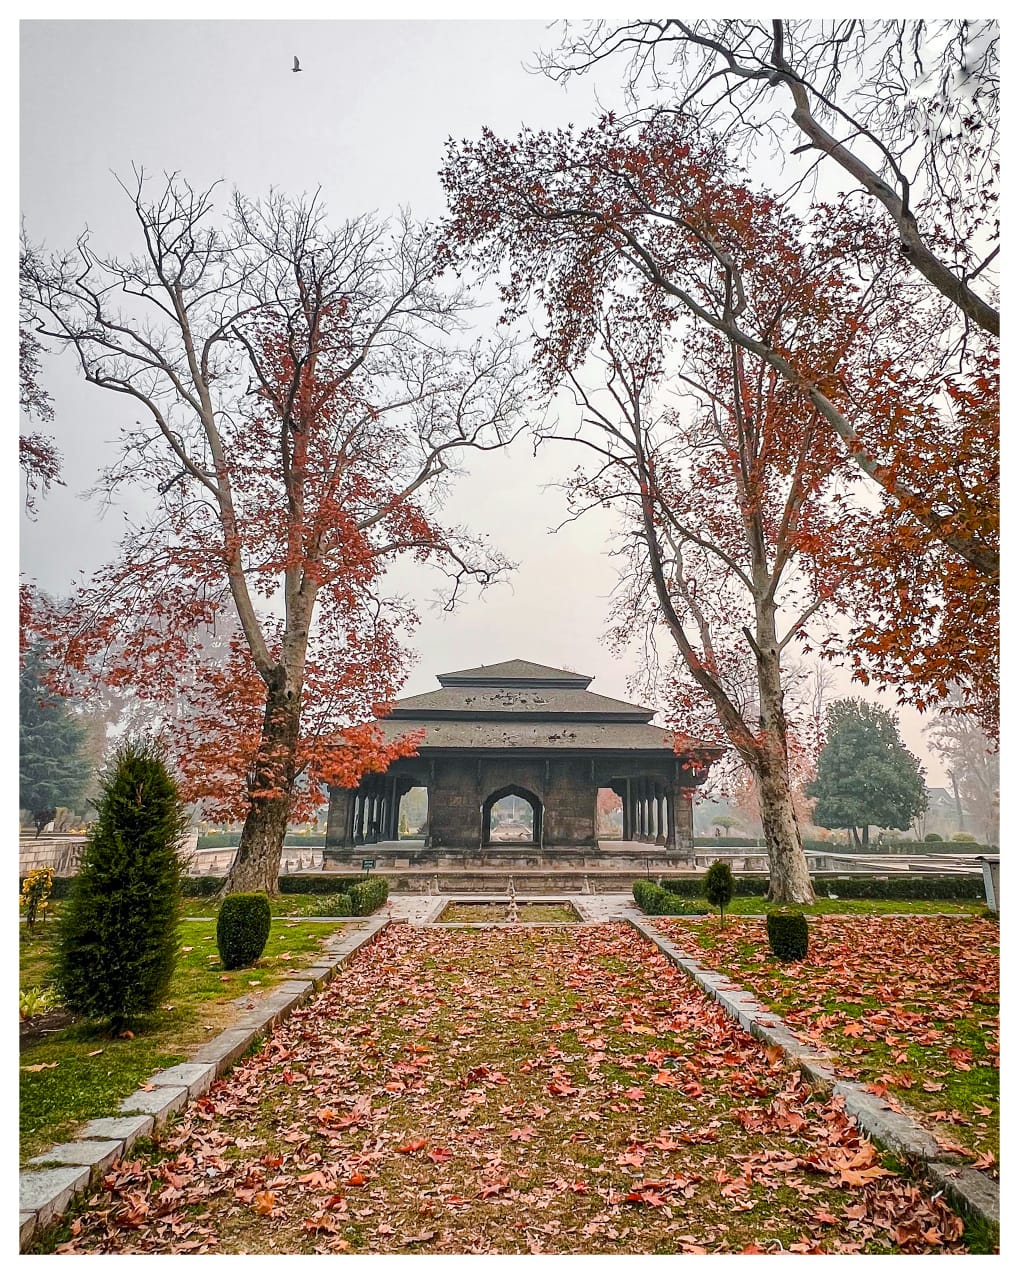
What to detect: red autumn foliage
<box><xmin>23</xmin><ymin>179</ymin><xmax>529</xmax><ymax>892</ymax></box>
<box><xmin>440</xmin><ymin>111</ymin><xmax>997</xmax><ymax>734</ymax></box>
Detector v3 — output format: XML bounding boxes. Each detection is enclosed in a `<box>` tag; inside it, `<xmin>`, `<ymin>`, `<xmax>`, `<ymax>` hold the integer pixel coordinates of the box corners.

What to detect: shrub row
<box><xmin>177</xmin><ymin>873</ymin><xmax>365</xmax><ymax>897</ymax></box>
<box><xmin>197</xmin><ymin>832</ymin><xmax>326</xmax><ymax>849</ymax></box>
<box><xmin>632</xmin><ymin>872</ymin><xmax>984</xmax><ymax>910</ymax></box>
<box><xmin>883</xmin><ymin>839</ymin><xmax>995</xmax><ymax>852</ymax></box>
<box><xmin>278</xmin><ymin>874</ymin><xmax>365</xmax><ymax>895</ymax></box>
<box><xmin>813</xmin><ymin>874</ymin><xmax>984</xmax><ymax>901</ymax></box>
<box><xmin>23</xmin><ymin>872</ymin><xmax>391</xmax><ymax>913</ymax></box>
<box><xmin>694</xmin><ymin>837</ymin><xmax>842</xmax><ymax>850</ymax></box>
<box><xmin>631</xmin><ymin>880</ymin><xmax>708</xmax><ymax>915</ymax></box>
<box><xmin>692</xmin><ymin>836</ymin><xmax>996</xmax><ymax>852</ymax></box>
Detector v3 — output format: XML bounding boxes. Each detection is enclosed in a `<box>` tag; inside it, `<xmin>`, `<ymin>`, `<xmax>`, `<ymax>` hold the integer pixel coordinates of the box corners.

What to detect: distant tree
<box><xmin>57</xmin><ymin>740</ymin><xmax>187</xmax><ymax>1031</ymax></box>
<box><xmin>19</xmin><ymin>647</ymin><xmax>91</xmax><ymax>836</ymax></box>
<box><xmin>807</xmin><ymin>699</ymin><xmax>927</xmax><ymax>847</ymax></box>
<box><xmin>926</xmin><ymin>687</ymin><xmax>999</xmax><ymax>844</ymax></box>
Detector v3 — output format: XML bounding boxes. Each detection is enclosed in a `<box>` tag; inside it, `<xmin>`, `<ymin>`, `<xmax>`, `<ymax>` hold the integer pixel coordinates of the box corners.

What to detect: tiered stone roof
<box><xmin>376</xmin><ymin>659</ymin><xmax>720</xmax><ymax>757</ymax></box>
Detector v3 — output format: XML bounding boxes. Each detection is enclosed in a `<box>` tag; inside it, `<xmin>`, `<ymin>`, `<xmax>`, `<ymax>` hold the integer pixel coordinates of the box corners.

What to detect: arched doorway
<box><xmin>481</xmin><ymin>785</ymin><xmax>543</xmax><ymax>848</ymax></box>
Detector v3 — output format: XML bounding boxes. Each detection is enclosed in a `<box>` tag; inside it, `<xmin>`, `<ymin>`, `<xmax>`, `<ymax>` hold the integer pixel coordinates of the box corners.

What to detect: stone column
<box><xmin>656</xmin><ymin>792</ymin><xmax>667</xmax><ymax>846</ymax></box>
<box><xmin>665</xmin><ymin>791</ymin><xmax>678</xmax><ymax>851</ymax></box>
<box><xmin>325</xmin><ymin>787</ymin><xmax>357</xmax><ymax>853</ymax></box>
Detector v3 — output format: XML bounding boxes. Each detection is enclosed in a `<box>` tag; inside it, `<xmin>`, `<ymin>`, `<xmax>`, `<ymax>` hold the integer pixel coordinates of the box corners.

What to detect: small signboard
<box><xmin>361</xmin><ymin>858</ymin><xmax>376</xmax><ymax>873</ymax></box>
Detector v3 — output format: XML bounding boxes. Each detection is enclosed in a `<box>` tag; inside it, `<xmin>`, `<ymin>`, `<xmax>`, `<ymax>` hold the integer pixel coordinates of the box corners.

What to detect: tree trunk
<box><xmin>862</xmin><ymin>824</ymin><xmax>870</xmax><ymax>848</ymax></box>
<box><xmin>756</xmin><ymin>745</ymin><xmax>815</xmax><ymax>904</ymax></box>
<box><xmin>753</xmin><ymin>632</ymin><xmax>814</xmax><ymax>905</ymax></box>
<box><xmin>223</xmin><ymin>680</ymin><xmax>302</xmax><ymax>897</ymax></box>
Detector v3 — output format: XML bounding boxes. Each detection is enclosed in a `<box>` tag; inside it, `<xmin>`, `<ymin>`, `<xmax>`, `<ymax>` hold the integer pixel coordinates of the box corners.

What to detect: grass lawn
<box><xmin>438</xmin><ymin>902</ymin><xmax>580</xmax><ymax>923</ymax></box>
<box><xmin>20</xmin><ymin>913</ymin><xmax>356</xmax><ymax>1163</ymax></box>
<box><xmin>36</xmin><ymin>923</ymin><xmax>975</xmax><ymax>1254</ymax></box>
<box><xmin>653</xmin><ymin>914</ymin><xmax>999</xmax><ymax>1162</ymax></box>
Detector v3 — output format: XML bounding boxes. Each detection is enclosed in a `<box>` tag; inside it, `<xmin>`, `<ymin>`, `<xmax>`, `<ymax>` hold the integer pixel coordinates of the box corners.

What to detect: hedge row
<box><xmin>197</xmin><ymin>832</ymin><xmax>326</xmax><ymax>849</ymax></box>
<box><xmin>180</xmin><ymin>873</ymin><xmax>366</xmax><ymax>897</ymax></box>
<box><xmin>349</xmin><ymin>876</ymin><xmax>389</xmax><ymax>915</ymax></box>
<box><xmin>692</xmin><ymin>837</ymin><xmax>996</xmax><ymax>852</ymax></box>
<box><xmin>22</xmin><ymin>873</ymin><xmax>390</xmax><ymax>912</ymax></box>
<box><xmin>633</xmin><ymin>872</ymin><xmax>984</xmax><ymax>910</ymax></box>
<box><xmin>694</xmin><ymin>837</ymin><xmax>839</xmax><ymax>850</ymax></box>
<box><xmin>632</xmin><ymin>880</ymin><xmax>709</xmax><ymax>915</ymax></box>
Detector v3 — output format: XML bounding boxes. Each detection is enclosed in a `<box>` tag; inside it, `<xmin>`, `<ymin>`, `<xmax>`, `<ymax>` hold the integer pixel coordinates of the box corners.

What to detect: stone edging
<box><xmin>19</xmin><ymin>916</ymin><xmax>391</xmax><ymax>1252</ymax></box>
<box><xmin>627</xmin><ymin>916</ymin><xmax>999</xmax><ymax>1230</ymax></box>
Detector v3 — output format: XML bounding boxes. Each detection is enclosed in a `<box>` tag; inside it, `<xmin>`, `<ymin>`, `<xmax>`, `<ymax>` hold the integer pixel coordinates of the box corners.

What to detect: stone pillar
<box><xmin>665</xmin><ymin>792</ymin><xmax>678</xmax><ymax>851</ymax></box>
<box><xmin>623</xmin><ymin>779</ymin><xmax>633</xmax><ymax>841</ymax></box>
<box><xmin>325</xmin><ymin>787</ymin><xmax>357</xmax><ymax>853</ymax></box>
<box><xmin>388</xmin><ymin>776</ymin><xmax>401</xmax><ymax>840</ymax></box>
<box><xmin>676</xmin><ymin>790</ymin><xmax>694</xmax><ymax>856</ymax></box>
<box><xmin>656</xmin><ymin>792</ymin><xmax>667</xmax><ymax>846</ymax></box>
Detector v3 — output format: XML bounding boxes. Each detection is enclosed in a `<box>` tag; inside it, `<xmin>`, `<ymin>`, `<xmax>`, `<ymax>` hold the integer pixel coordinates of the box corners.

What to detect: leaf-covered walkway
<box><xmin>48</xmin><ymin>923</ymin><xmax>970</xmax><ymax>1254</ymax></box>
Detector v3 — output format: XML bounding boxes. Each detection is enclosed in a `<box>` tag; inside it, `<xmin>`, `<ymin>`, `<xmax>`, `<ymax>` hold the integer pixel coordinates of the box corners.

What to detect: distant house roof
<box><xmin>377</xmin><ymin>659</ymin><xmax>722</xmax><ymax>759</ymax></box>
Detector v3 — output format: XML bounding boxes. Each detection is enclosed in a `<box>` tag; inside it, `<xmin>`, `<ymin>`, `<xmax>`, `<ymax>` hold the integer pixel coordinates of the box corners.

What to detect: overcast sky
<box><xmin>18</xmin><ymin>17</ymin><xmax>955</xmax><ymax>787</ymax></box>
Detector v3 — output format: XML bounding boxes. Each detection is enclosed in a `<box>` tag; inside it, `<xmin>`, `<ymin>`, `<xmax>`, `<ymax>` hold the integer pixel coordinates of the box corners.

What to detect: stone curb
<box><xmin>628</xmin><ymin>916</ymin><xmax>999</xmax><ymax>1229</ymax></box>
<box><xmin>19</xmin><ymin>916</ymin><xmax>390</xmax><ymax>1252</ymax></box>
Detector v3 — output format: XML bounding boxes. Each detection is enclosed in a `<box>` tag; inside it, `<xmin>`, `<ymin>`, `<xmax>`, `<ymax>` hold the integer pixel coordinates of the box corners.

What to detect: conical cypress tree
<box><xmin>57</xmin><ymin>740</ymin><xmax>187</xmax><ymax>1030</ymax></box>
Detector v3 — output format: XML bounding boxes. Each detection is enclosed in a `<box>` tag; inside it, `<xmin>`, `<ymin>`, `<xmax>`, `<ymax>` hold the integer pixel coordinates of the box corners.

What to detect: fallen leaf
<box><xmin>253</xmin><ymin>1190</ymin><xmax>275</xmax><ymax>1216</ymax></box>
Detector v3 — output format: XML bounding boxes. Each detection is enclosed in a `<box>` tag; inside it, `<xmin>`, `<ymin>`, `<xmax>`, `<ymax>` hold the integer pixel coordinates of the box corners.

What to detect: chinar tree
<box><xmin>441</xmin><ymin>115</ymin><xmax>941</xmax><ymax>903</ymax></box>
<box><xmin>807</xmin><ymin>699</ymin><xmax>927</xmax><ymax>847</ymax></box>
<box><xmin>22</xmin><ymin>173</ymin><xmax>530</xmax><ymax>895</ymax></box>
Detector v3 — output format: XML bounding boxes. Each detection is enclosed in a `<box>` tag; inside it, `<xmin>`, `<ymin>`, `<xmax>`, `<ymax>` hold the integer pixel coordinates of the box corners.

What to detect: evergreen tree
<box><xmin>19</xmin><ymin>647</ymin><xmax>91</xmax><ymax>834</ymax></box>
<box><xmin>807</xmin><ymin>699</ymin><xmax>927</xmax><ymax>847</ymax></box>
<box><xmin>57</xmin><ymin>740</ymin><xmax>187</xmax><ymax>1030</ymax></box>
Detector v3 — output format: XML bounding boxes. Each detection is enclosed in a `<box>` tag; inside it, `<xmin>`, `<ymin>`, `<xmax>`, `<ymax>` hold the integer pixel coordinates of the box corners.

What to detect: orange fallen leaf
<box><xmin>253</xmin><ymin>1190</ymin><xmax>275</xmax><ymax>1216</ymax></box>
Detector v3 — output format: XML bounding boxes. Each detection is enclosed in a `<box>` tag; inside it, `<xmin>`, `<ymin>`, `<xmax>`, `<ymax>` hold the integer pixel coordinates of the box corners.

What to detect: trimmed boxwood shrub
<box><xmin>217</xmin><ymin>893</ymin><xmax>272</xmax><ymax>969</ymax></box>
<box><xmin>766</xmin><ymin>910</ymin><xmax>809</xmax><ymax>961</ymax></box>
<box><xmin>349</xmin><ymin>877</ymin><xmax>389</xmax><ymax>915</ymax></box>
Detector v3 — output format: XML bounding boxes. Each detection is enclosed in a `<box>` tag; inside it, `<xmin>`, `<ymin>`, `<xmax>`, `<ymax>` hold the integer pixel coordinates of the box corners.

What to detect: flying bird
<box><xmin>293</xmin><ymin>56</ymin><xmax>303</xmax><ymax>72</ymax></box>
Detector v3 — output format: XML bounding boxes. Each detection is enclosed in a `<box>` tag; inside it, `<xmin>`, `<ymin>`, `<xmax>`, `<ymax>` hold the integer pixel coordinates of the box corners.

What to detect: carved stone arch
<box><xmin>481</xmin><ymin>784</ymin><xmax>543</xmax><ymax>848</ymax></box>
